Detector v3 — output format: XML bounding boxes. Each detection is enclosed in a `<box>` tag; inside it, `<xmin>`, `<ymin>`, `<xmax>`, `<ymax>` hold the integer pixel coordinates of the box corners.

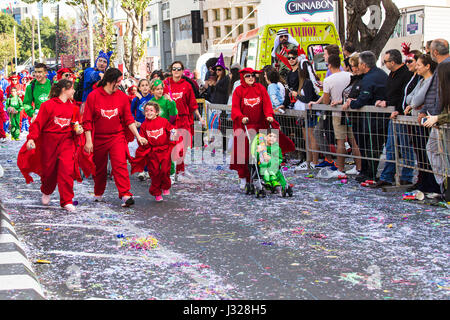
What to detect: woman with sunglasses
<box><xmin>230</xmin><ymin>68</ymin><xmax>276</xmax><ymax>190</ymax></box>
<box><xmin>206</xmin><ymin>57</ymin><xmax>230</xmax><ymax>105</ymax></box>
<box><xmin>164</xmin><ymin>61</ymin><xmax>205</xmax><ymax>181</ymax></box>
<box><xmin>401</xmin><ymin>44</ymin><xmax>423</xmax><ymax>112</ymax></box>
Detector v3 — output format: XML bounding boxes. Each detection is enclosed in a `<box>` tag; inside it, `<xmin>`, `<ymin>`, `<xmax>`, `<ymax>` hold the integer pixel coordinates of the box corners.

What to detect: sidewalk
<box><xmin>0</xmin><ymin>201</ymin><xmax>45</xmax><ymax>300</ymax></box>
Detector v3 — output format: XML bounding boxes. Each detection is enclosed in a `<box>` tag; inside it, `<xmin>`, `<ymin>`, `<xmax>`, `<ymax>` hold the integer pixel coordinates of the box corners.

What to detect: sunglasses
<box><xmin>172</xmin><ymin>67</ymin><xmax>183</xmax><ymax>71</ymax></box>
<box><xmin>244</xmin><ymin>74</ymin><xmax>256</xmax><ymax>79</ymax></box>
<box><xmin>280</xmin><ymin>35</ymin><xmax>288</xmax><ymax>38</ymax></box>
<box><xmin>215</xmin><ymin>68</ymin><xmax>223</xmax><ymax>72</ymax></box>
<box><xmin>287</xmin><ymin>57</ymin><xmax>297</xmax><ymax>60</ymax></box>
<box><xmin>405</xmin><ymin>60</ymin><xmax>414</xmax><ymax>64</ymax></box>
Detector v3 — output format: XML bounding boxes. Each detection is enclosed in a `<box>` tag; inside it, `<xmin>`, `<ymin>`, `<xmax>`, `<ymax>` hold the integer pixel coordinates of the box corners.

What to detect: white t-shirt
<box><xmin>323</xmin><ymin>71</ymin><xmax>351</xmax><ymax>116</ymax></box>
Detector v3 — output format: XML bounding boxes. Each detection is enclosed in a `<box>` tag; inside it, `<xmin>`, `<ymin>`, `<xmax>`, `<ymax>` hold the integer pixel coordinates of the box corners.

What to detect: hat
<box><xmin>183</xmin><ymin>69</ymin><xmax>194</xmax><ymax>79</ymax></box>
<box><xmin>8</xmin><ymin>75</ymin><xmax>19</xmax><ymax>81</ymax></box>
<box><xmin>401</xmin><ymin>42</ymin><xmax>414</xmax><ymax>59</ymax></box>
<box><xmin>277</xmin><ymin>28</ymin><xmax>289</xmax><ymax>36</ymax></box>
<box><xmin>57</xmin><ymin>67</ymin><xmax>73</xmax><ymax>80</ymax></box>
<box><xmin>213</xmin><ymin>53</ymin><xmax>228</xmax><ymax>70</ymax></box>
<box><xmin>95</xmin><ymin>50</ymin><xmax>113</xmax><ymax>69</ymax></box>
<box><xmin>47</xmin><ymin>70</ymin><xmax>57</xmax><ymax>81</ymax></box>
<box><xmin>239</xmin><ymin>68</ymin><xmax>263</xmax><ymax>75</ymax></box>
<box><xmin>230</xmin><ymin>63</ymin><xmax>241</xmax><ymax>70</ymax></box>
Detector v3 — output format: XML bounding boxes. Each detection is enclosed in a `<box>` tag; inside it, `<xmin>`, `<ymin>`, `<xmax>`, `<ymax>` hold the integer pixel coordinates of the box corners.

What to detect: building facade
<box><xmin>203</xmin><ymin>0</ymin><xmax>260</xmax><ymax>58</ymax></box>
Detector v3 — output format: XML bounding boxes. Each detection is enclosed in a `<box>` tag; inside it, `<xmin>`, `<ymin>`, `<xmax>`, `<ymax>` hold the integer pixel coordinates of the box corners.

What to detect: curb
<box><xmin>0</xmin><ymin>201</ymin><xmax>45</xmax><ymax>300</ymax></box>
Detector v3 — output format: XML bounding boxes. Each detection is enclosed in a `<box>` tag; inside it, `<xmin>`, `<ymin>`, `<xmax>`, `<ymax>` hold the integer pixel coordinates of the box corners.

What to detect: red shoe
<box><xmin>155</xmin><ymin>195</ymin><xmax>163</xmax><ymax>202</ymax></box>
<box><xmin>162</xmin><ymin>189</ymin><xmax>170</xmax><ymax>196</ymax></box>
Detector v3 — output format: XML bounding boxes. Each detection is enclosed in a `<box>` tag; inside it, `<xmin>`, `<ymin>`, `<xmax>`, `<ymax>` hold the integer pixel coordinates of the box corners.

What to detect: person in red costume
<box><xmin>21</xmin><ymin>79</ymin><xmax>85</xmax><ymax>212</ymax></box>
<box><xmin>6</xmin><ymin>75</ymin><xmax>23</xmax><ymax>99</ymax></box>
<box><xmin>0</xmin><ymin>88</ymin><xmax>6</xmax><ymax>142</ymax></box>
<box><xmin>231</xmin><ymin>67</ymin><xmax>295</xmax><ymax>191</ymax></box>
<box><xmin>57</xmin><ymin>68</ymin><xmax>73</xmax><ymax>81</ymax></box>
<box><xmin>131</xmin><ymin>101</ymin><xmax>177</xmax><ymax>202</ymax></box>
<box><xmin>163</xmin><ymin>61</ymin><xmax>205</xmax><ymax>182</ymax></box>
<box><xmin>82</xmin><ymin>68</ymin><xmax>147</xmax><ymax>207</ymax></box>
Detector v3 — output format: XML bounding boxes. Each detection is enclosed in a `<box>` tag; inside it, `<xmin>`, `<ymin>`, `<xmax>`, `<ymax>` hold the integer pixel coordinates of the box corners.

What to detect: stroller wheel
<box><xmin>250</xmin><ymin>184</ymin><xmax>256</xmax><ymax>195</ymax></box>
<box><xmin>245</xmin><ymin>183</ymin><xmax>251</xmax><ymax>195</ymax></box>
<box><xmin>282</xmin><ymin>188</ymin><xmax>287</xmax><ymax>197</ymax></box>
<box><xmin>287</xmin><ymin>186</ymin><xmax>293</xmax><ymax>197</ymax></box>
<box><xmin>256</xmin><ymin>189</ymin><xmax>260</xmax><ymax>198</ymax></box>
<box><xmin>260</xmin><ymin>189</ymin><xmax>266</xmax><ymax>198</ymax></box>
<box><xmin>271</xmin><ymin>186</ymin><xmax>276</xmax><ymax>194</ymax></box>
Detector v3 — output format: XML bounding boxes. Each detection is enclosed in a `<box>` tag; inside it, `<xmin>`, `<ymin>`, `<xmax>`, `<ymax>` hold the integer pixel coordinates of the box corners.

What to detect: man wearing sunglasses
<box><xmin>271</xmin><ymin>29</ymin><xmax>299</xmax><ymax>79</ymax></box>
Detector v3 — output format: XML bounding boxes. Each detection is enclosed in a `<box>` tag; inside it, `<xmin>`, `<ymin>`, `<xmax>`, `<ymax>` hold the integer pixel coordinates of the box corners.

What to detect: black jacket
<box><xmin>386</xmin><ymin>64</ymin><xmax>413</xmax><ymax>114</ymax></box>
<box><xmin>207</xmin><ymin>75</ymin><xmax>230</xmax><ymax>104</ymax></box>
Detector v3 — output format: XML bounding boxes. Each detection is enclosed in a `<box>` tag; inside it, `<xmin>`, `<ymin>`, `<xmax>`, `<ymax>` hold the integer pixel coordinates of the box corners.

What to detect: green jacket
<box><xmin>6</xmin><ymin>96</ymin><xmax>23</xmax><ymax>112</ymax></box>
<box><xmin>23</xmin><ymin>79</ymin><xmax>52</xmax><ymax>117</ymax></box>
<box><xmin>151</xmin><ymin>96</ymin><xmax>178</xmax><ymax>121</ymax></box>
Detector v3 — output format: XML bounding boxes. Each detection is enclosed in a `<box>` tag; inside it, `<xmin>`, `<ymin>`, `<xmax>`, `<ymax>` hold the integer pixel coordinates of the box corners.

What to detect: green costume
<box><xmin>6</xmin><ymin>96</ymin><xmax>23</xmax><ymax>140</ymax></box>
<box><xmin>151</xmin><ymin>95</ymin><xmax>178</xmax><ymax>175</ymax></box>
<box><xmin>151</xmin><ymin>96</ymin><xmax>178</xmax><ymax>121</ymax></box>
<box><xmin>253</xmin><ymin>134</ymin><xmax>286</xmax><ymax>188</ymax></box>
<box><xmin>23</xmin><ymin>79</ymin><xmax>52</xmax><ymax>117</ymax></box>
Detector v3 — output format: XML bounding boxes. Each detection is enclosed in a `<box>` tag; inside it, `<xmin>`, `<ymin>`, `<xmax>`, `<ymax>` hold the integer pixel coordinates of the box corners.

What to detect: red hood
<box><xmin>239</xmin><ymin>68</ymin><xmax>263</xmax><ymax>88</ymax></box>
<box><xmin>167</xmin><ymin>77</ymin><xmax>186</xmax><ymax>86</ymax></box>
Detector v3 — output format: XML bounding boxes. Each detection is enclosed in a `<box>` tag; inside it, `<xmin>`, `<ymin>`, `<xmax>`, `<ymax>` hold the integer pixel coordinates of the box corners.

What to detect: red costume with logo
<box><xmin>0</xmin><ymin>89</ymin><xmax>6</xmax><ymax>138</ymax></box>
<box><xmin>230</xmin><ymin>68</ymin><xmax>295</xmax><ymax>180</ymax></box>
<box><xmin>17</xmin><ymin>98</ymin><xmax>83</xmax><ymax>207</ymax></box>
<box><xmin>131</xmin><ymin>116</ymin><xmax>175</xmax><ymax>196</ymax></box>
<box><xmin>82</xmin><ymin>86</ymin><xmax>135</xmax><ymax>199</ymax></box>
<box><xmin>163</xmin><ymin>77</ymin><xmax>198</xmax><ymax>173</ymax></box>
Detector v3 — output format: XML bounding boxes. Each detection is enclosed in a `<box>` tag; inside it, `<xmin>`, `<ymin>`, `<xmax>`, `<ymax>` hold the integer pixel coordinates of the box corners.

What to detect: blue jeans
<box><xmin>380</xmin><ymin>120</ymin><xmax>415</xmax><ymax>183</ymax></box>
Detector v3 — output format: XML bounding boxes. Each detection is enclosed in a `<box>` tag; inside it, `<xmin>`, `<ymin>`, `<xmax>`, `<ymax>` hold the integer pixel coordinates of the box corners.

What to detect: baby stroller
<box><xmin>243</xmin><ymin>125</ymin><xmax>293</xmax><ymax>198</ymax></box>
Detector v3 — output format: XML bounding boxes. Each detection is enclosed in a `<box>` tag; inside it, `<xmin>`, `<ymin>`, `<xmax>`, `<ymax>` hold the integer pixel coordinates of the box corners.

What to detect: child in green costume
<box><xmin>150</xmin><ymin>79</ymin><xmax>178</xmax><ymax>180</ymax></box>
<box><xmin>254</xmin><ymin>131</ymin><xmax>287</xmax><ymax>196</ymax></box>
<box><xmin>6</xmin><ymin>87</ymin><xmax>23</xmax><ymax>140</ymax></box>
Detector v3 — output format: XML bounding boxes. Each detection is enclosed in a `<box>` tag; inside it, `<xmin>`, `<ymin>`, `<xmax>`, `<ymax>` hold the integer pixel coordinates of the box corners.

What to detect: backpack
<box><xmin>73</xmin><ymin>70</ymin><xmax>85</xmax><ymax>102</ymax></box>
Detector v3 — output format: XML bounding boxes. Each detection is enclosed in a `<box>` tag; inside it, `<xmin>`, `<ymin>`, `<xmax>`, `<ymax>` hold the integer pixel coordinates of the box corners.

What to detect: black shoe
<box><xmin>355</xmin><ymin>174</ymin><xmax>370</xmax><ymax>183</ymax></box>
<box><xmin>400</xmin><ymin>180</ymin><xmax>413</xmax><ymax>186</ymax></box>
<box><xmin>406</xmin><ymin>183</ymin><xmax>419</xmax><ymax>192</ymax></box>
<box><xmin>369</xmin><ymin>180</ymin><xmax>392</xmax><ymax>189</ymax></box>
<box><xmin>121</xmin><ymin>196</ymin><xmax>135</xmax><ymax>207</ymax></box>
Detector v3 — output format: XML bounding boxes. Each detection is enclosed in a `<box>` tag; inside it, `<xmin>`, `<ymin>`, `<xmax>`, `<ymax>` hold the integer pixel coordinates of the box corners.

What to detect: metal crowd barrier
<box><xmin>197</xmin><ymin>102</ymin><xmax>449</xmax><ymax>188</ymax></box>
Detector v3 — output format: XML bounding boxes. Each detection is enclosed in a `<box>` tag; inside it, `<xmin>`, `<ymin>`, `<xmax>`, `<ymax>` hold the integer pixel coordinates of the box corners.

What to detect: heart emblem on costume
<box><xmin>101</xmin><ymin>108</ymin><xmax>118</xmax><ymax>119</ymax></box>
<box><xmin>244</xmin><ymin>97</ymin><xmax>261</xmax><ymax>108</ymax></box>
<box><xmin>54</xmin><ymin>117</ymin><xmax>71</xmax><ymax>128</ymax></box>
<box><xmin>147</xmin><ymin>128</ymin><xmax>163</xmax><ymax>139</ymax></box>
<box><xmin>172</xmin><ymin>92</ymin><xmax>183</xmax><ymax>101</ymax></box>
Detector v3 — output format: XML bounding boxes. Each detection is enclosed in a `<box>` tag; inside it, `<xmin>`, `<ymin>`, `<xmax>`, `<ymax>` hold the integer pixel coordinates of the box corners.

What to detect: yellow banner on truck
<box><xmin>232</xmin><ymin>22</ymin><xmax>342</xmax><ymax>83</ymax></box>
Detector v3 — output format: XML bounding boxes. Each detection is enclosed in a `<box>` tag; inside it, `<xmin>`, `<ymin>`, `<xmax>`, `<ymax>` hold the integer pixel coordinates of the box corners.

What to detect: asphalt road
<box><xmin>0</xmin><ymin>139</ymin><xmax>448</xmax><ymax>300</ymax></box>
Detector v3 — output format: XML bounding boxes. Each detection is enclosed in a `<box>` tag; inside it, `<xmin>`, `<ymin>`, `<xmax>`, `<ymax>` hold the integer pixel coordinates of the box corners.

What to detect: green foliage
<box><xmin>0</xmin><ymin>12</ymin><xmax>16</xmax><ymax>34</ymax></box>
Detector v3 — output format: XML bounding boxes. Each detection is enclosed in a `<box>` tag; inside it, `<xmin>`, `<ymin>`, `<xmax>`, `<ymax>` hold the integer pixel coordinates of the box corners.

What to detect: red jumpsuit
<box><xmin>163</xmin><ymin>77</ymin><xmax>198</xmax><ymax>173</ymax></box>
<box><xmin>131</xmin><ymin>117</ymin><xmax>175</xmax><ymax>196</ymax></box>
<box><xmin>82</xmin><ymin>86</ymin><xmax>135</xmax><ymax>199</ymax></box>
<box><xmin>0</xmin><ymin>89</ymin><xmax>6</xmax><ymax>139</ymax></box>
<box><xmin>26</xmin><ymin>97</ymin><xmax>80</xmax><ymax>207</ymax></box>
<box><xmin>230</xmin><ymin>73</ymin><xmax>275</xmax><ymax>181</ymax></box>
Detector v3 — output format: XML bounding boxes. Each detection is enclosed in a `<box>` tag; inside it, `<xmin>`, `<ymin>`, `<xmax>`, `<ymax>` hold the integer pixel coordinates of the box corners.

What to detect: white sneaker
<box><xmin>121</xmin><ymin>195</ymin><xmax>135</xmax><ymax>207</ymax></box>
<box><xmin>145</xmin><ymin>172</ymin><xmax>150</xmax><ymax>180</ymax></box>
<box><xmin>0</xmin><ymin>165</ymin><xmax>4</xmax><ymax>178</ymax></box>
<box><xmin>138</xmin><ymin>172</ymin><xmax>146</xmax><ymax>181</ymax></box>
<box><xmin>294</xmin><ymin>161</ymin><xmax>315</xmax><ymax>172</ymax></box>
<box><xmin>177</xmin><ymin>173</ymin><xmax>192</xmax><ymax>183</ymax></box>
<box><xmin>426</xmin><ymin>193</ymin><xmax>441</xmax><ymax>199</ymax></box>
<box><xmin>63</xmin><ymin>204</ymin><xmax>76</xmax><ymax>212</ymax></box>
<box><xmin>170</xmin><ymin>174</ymin><xmax>177</xmax><ymax>185</ymax></box>
<box><xmin>94</xmin><ymin>195</ymin><xmax>103</xmax><ymax>202</ymax></box>
<box><xmin>0</xmin><ymin>138</ymin><xmax>6</xmax><ymax>143</ymax></box>
<box><xmin>41</xmin><ymin>193</ymin><xmax>51</xmax><ymax>205</ymax></box>
<box><xmin>345</xmin><ymin>166</ymin><xmax>360</xmax><ymax>175</ymax></box>
<box><xmin>239</xmin><ymin>178</ymin><xmax>246</xmax><ymax>190</ymax></box>
<box><xmin>327</xmin><ymin>169</ymin><xmax>346</xmax><ymax>178</ymax></box>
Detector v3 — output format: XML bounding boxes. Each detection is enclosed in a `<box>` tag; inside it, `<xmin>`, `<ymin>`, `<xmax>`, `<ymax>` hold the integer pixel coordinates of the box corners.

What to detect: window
<box><xmin>307</xmin><ymin>44</ymin><xmax>328</xmax><ymax>71</ymax></box>
<box><xmin>204</xmin><ymin>28</ymin><xmax>209</xmax><ymax>39</ymax></box>
<box><xmin>238</xmin><ymin>25</ymin><xmax>244</xmax><ymax>35</ymax></box>
<box><xmin>248</xmin><ymin>24</ymin><xmax>255</xmax><ymax>30</ymax></box>
<box><xmin>204</xmin><ymin>11</ymin><xmax>208</xmax><ymax>23</ymax></box>
<box><xmin>236</xmin><ymin>7</ymin><xmax>243</xmax><ymax>19</ymax></box>
<box><xmin>248</xmin><ymin>6</ymin><xmax>254</xmax><ymax>18</ymax></box>
<box><xmin>225</xmin><ymin>25</ymin><xmax>232</xmax><ymax>36</ymax></box>
<box><xmin>174</xmin><ymin>15</ymin><xmax>192</xmax><ymax>41</ymax></box>
<box><xmin>213</xmin><ymin>9</ymin><xmax>220</xmax><ymax>21</ymax></box>
<box><xmin>224</xmin><ymin>8</ymin><xmax>231</xmax><ymax>20</ymax></box>
<box><xmin>214</xmin><ymin>26</ymin><xmax>221</xmax><ymax>39</ymax></box>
